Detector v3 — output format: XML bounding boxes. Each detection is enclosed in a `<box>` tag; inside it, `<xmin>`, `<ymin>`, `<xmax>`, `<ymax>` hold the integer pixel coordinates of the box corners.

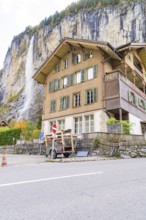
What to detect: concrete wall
<box><xmin>129</xmin><ymin>113</ymin><xmax>142</xmax><ymax>135</ymax></box>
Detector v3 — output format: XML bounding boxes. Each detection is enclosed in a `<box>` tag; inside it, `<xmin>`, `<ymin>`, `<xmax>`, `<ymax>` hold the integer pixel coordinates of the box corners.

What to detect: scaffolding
<box><xmin>45</xmin><ymin>129</ymin><xmax>75</xmax><ymax>159</ymax></box>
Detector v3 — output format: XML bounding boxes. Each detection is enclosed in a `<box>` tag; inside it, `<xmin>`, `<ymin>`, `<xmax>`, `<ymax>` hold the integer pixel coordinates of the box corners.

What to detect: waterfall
<box><xmin>19</xmin><ymin>36</ymin><xmax>34</xmax><ymax>120</ymax></box>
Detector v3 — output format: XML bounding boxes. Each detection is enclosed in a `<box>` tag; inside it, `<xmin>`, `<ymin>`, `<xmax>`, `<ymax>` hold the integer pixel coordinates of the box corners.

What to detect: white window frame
<box><xmin>73</xmin><ymin>93</ymin><xmax>80</xmax><ymax>107</ymax></box>
<box><xmin>58</xmin><ymin>119</ymin><xmax>65</xmax><ymax>131</ymax></box>
<box><xmin>87</xmin><ymin>67</ymin><xmax>94</xmax><ymax>80</ymax></box>
<box><xmin>49</xmin><ymin>121</ymin><xmax>56</xmax><ymax>132</ymax></box>
<box><xmin>50</xmin><ymin>100</ymin><xmax>56</xmax><ymax>112</ymax></box>
<box><xmin>74</xmin><ymin>117</ymin><xmax>82</xmax><ymax>134</ymax></box>
<box><xmin>64</xmin><ymin>59</ymin><xmax>68</xmax><ymax>69</ymax></box>
<box><xmin>76</xmin><ymin>54</ymin><xmax>81</xmax><ymax>63</ymax></box>
<box><xmin>84</xmin><ymin>115</ymin><xmax>94</xmax><ymax>133</ymax></box>
<box><xmin>63</xmin><ymin>76</ymin><xmax>68</xmax><ymax>87</ymax></box>
<box><xmin>76</xmin><ymin>71</ymin><xmax>81</xmax><ymax>84</ymax></box>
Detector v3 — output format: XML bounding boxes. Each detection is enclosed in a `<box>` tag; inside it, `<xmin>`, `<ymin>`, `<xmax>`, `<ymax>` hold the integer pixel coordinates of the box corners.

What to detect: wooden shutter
<box><xmin>57</xmin><ymin>79</ymin><xmax>60</xmax><ymax>90</ymax></box>
<box><xmin>93</xmin><ymin>88</ymin><xmax>97</xmax><ymax>102</ymax></box>
<box><xmin>85</xmin><ymin>90</ymin><xmax>87</xmax><ymax>104</ymax></box>
<box><xmin>83</xmin><ymin>53</ymin><xmax>86</xmax><ymax>61</ymax></box>
<box><xmin>93</xmin><ymin>65</ymin><xmax>98</xmax><ymax>78</ymax></box>
<box><xmin>60</xmin><ymin>98</ymin><xmax>63</xmax><ymax>110</ymax></box>
<box><xmin>81</xmin><ymin>69</ymin><xmax>85</xmax><ymax>82</ymax></box>
<box><xmin>71</xmin><ymin>53</ymin><xmax>75</xmax><ymax>64</ymax></box>
<box><xmin>66</xmin><ymin>96</ymin><xmax>70</xmax><ymax>109</ymax></box>
<box><xmin>128</xmin><ymin>91</ymin><xmax>132</xmax><ymax>102</ymax></box>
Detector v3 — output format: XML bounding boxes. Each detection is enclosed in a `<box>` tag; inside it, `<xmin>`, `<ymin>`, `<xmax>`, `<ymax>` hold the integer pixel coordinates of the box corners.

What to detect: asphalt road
<box><xmin>0</xmin><ymin>157</ymin><xmax>146</xmax><ymax>220</ymax></box>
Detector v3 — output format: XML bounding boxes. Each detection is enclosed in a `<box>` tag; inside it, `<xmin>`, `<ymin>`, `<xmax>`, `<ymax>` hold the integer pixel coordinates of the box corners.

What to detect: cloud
<box><xmin>0</xmin><ymin>0</ymin><xmax>77</xmax><ymax>68</ymax></box>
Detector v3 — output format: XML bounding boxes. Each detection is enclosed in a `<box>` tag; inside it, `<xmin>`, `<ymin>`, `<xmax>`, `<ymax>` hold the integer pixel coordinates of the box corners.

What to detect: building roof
<box><xmin>117</xmin><ymin>42</ymin><xmax>146</xmax><ymax>70</ymax></box>
<box><xmin>0</xmin><ymin>120</ymin><xmax>9</xmax><ymax>127</ymax></box>
<box><xmin>33</xmin><ymin>37</ymin><xmax>121</xmax><ymax>84</ymax></box>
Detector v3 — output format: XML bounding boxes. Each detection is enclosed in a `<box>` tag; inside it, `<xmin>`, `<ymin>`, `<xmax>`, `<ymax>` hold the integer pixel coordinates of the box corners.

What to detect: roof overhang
<box><xmin>33</xmin><ymin>38</ymin><xmax>121</xmax><ymax>84</ymax></box>
<box><xmin>117</xmin><ymin>42</ymin><xmax>146</xmax><ymax>70</ymax></box>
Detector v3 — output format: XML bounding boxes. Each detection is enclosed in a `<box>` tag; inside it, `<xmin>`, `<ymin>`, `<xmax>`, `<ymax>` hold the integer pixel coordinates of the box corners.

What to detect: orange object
<box><xmin>1</xmin><ymin>153</ymin><xmax>7</xmax><ymax>167</ymax></box>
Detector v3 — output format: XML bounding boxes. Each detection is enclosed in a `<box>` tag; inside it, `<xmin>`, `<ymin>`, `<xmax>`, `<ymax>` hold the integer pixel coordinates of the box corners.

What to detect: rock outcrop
<box><xmin>0</xmin><ymin>1</ymin><xmax>145</xmax><ymax>121</ymax></box>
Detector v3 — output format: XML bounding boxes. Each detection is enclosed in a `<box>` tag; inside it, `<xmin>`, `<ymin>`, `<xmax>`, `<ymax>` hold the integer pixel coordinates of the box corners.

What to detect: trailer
<box><xmin>45</xmin><ymin>129</ymin><xmax>77</xmax><ymax>159</ymax></box>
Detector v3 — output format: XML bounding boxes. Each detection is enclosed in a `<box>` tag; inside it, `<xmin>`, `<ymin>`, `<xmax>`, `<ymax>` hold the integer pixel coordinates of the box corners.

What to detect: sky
<box><xmin>0</xmin><ymin>0</ymin><xmax>77</xmax><ymax>69</ymax></box>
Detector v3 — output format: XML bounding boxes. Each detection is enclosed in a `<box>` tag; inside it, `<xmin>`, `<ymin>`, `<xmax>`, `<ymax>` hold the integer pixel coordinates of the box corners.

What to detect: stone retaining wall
<box><xmin>93</xmin><ymin>141</ymin><xmax>146</xmax><ymax>158</ymax></box>
<box><xmin>0</xmin><ymin>143</ymin><xmax>46</xmax><ymax>155</ymax></box>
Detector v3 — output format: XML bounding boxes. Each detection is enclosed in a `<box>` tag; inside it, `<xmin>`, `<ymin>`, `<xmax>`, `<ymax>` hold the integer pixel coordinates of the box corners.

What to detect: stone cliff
<box><xmin>0</xmin><ymin>1</ymin><xmax>145</xmax><ymax>121</ymax></box>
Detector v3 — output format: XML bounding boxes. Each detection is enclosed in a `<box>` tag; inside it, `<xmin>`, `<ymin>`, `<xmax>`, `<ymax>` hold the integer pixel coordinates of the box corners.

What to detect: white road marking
<box><xmin>0</xmin><ymin>172</ymin><xmax>103</xmax><ymax>188</ymax></box>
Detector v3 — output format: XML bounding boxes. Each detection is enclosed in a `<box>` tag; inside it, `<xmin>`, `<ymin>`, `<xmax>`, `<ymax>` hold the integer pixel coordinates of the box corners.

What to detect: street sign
<box><xmin>52</xmin><ymin>123</ymin><xmax>57</xmax><ymax>134</ymax></box>
<box><xmin>40</xmin><ymin>131</ymin><xmax>44</xmax><ymax>140</ymax></box>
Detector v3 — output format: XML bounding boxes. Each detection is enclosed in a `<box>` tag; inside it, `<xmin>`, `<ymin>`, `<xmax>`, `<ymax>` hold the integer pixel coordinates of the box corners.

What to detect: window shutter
<box><xmin>67</xmin><ymin>75</ymin><xmax>71</xmax><ymax>86</ymax></box>
<box><xmin>66</xmin><ymin>96</ymin><xmax>70</xmax><ymax>109</ymax></box>
<box><xmin>60</xmin><ymin>79</ymin><xmax>63</xmax><ymax>89</ymax></box>
<box><xmin>73</xmin><ymin>73</ymin><xmax>76</xmax><ymax>84</ymax></box>
<box><xmin>83</xmin><ymin>53</ymin><xmax>86</xmax><ymax>61</ymax></box>
<box><xmin>71</xmin><ymin>53</ymin><xmax>75</xmax><ymax>64</ymax></box>
<box><xmin>71</xmin><ymin>74</ymin><xmax>74</xmax><ymax>85</ymax></box>
<box><xmin>60</xmin><ymin>98</ymin><xmax>63</xmax><ymax>110</ymax></box>
<box><xmin>94</xmin><ymin>88</ymin><xmax>97</xmax><ymax>102</ymax></box>
<box><xmin>128</xmin><ymin>91</ymin><xmax>132</xmax><ymax>102</ymax></box>
<box><xmin>81</xmin><ymin>69</ymin><xmax>85</xmax><ymax>82</ymax></box>
<box><xmin>58</xmin><ymin>79</ymin><xmax>60</xmax><ymax>90</ymax></box>
<box><xmin>85</xmin><ymin>91</ymin><xmax>87</xmax><ymax>104</ymax></box>
<box><xmin>93</xmin><ymin>65</ymin><xmax>98</xmax><ymax>78</ymax></box>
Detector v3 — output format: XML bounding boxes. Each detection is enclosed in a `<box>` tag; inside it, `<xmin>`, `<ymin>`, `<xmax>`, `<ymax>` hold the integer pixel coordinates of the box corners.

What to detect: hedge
<box><xmin>0</xmin><ymin>128</ymin><xmax>21</xmax><ymax>146</ymax></box>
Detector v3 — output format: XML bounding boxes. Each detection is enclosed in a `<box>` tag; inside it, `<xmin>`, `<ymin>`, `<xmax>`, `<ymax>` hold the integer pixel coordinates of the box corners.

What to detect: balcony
<box><xmin>104</xmin><ymin>70</ymin><xmax>146</xmax><ymax>121</ymax></box>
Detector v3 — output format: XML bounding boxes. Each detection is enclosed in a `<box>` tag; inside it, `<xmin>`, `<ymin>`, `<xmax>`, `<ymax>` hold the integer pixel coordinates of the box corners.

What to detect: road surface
<box><xmin>0</xmin><ymin>157</ymin><xmax>146</xmax><ymax>220</ymax></box>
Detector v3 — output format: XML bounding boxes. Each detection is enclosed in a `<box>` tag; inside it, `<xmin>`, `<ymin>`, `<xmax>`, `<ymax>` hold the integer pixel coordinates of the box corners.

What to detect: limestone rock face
<box><xmin>0</xmin><ymin>1</ymin><xmax>145</xmax><ymax>121</ymax></box>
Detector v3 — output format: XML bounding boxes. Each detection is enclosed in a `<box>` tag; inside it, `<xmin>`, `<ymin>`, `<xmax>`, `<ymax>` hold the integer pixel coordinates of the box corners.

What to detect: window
<box><xmin>139</xmin><ymin>99</ymin><xmax>145</xmax><ymax>109</ymax></box>
<box><xmin>76</xmin><ymin>53</ymin><xmax>81</xmax><ymax>63</ymax></box>
<box><xmin>50</xmin><ymin>100</ymin><xmax>56</xmax><ymax>112</ymax></box>
<box><xmin>54</xmin><ymin>64</ymin><xmax>60</xmax><ymax>72</ymax></box>
<box><xmin>87</xmin><ymin>67</ymin><xmax>94</xmax><ymax>80</ymax></box>
<box><xmin>62</xmin><ymin>75</ymin><xmax>73</xmax><ymax>88</ymax></box>
<box><xmin>83</xmin><ymin>51</ymin><xmax>93</xmax><ymax>60</ymax></box>
<box><xmin>87</xmin><ymin>65</ymin><xmax>97</xmax><ymax>80</ymax></box>
<box><xmin>64</xmin><ymin>59</ymin><xmax>68</xmax><ymax>69</ymax></box>
<box><xmin>73</xmin><ymin>93</ymin><xmax>81</xmax><ymax>107</ymax></box>
<box><xmin>85</xmin><ymin>115</ymin><xmax>94</xmax><ymax>133</ymax></box>
<box><xmin>49</xmin><ymin>79</ymin><xmax>60</xmax><ymax>92</ymax></box>
<box><xmin>50</xmin><ymin>121</ymin><xmax>56</xmax><ymax>132</ymax></box>
<box><xmin>128</xmin><ymin>91</ymin><xmax>136</xmax><ymax>105</ymax></box>
<box><xmin>85</xmin><ymin>88</ymin><xmax>97</xmax><ymax>104</ymax></box>
<box><xmin>72</xmin><ymin>53</ymin><xmax>81</xmax><ymax>64</ymax></box>
<box><xmin>76</xmin><ymin>72</ymin><xmax>81</xmax><ymax>83</ymax></box>
<box><xmin>74</xmin><ymin>117</ymin><xmax>82</xmax><ymax>133</ymax></box>
<box><xmin>60</xmin><ymin>96</ymin><xmax>70</xmax><ymax>110</ymax></box>
<box><xmin>58</xmin><ymin>119</ymin><xmax>65</xmax><ymax>131</ymax></box>
<box><xmin>63</xmin><ymin>76</ymin><xmax>68</xmax><ymax>88</ymax></box>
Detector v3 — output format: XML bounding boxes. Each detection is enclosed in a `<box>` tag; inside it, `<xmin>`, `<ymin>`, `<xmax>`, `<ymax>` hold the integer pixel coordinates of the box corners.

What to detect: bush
<box><xmin>93</xmin><ymin>138</ymin><xmax>100</xmax><ymax>148</ymax></box>
<box><xmin>32</xmin><ymin>130</ymin><xmax>41</xmax><ymax>139</ymax></box>
<box><xmin>106</xmin><ymin>117</ymin><xmax>133</xmax><ymax>134</ymax></box>
<box><xmin>0</xmin><ymin>128</ymin><xmax>21</xmax><ymax>145</ymax></box>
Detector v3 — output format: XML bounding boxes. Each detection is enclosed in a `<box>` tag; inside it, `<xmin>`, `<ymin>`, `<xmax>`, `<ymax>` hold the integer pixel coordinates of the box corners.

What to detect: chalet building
<box><xmin>33</xmin><ymin>38</ymin><xmax>146</xmax><ymax>138</ymax></box>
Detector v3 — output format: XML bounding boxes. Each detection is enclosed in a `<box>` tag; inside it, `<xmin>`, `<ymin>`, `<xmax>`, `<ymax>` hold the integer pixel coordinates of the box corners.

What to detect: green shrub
<box><xmin>106</xmin><ymin>117</ymin><xmax>118</xmax><ymax>125</ymax></box>
<box><xmin>32</xmin><ymin>130</ymin><xmax>41</xmax><ymax>139</ymax></box>
<box><xmin>93</xmin><ymin>138</ymin><xmax>100</xmax><ymax>148</ymax></box>
<box><xmin>119</xmin><ymin>120</ymin><xmax>133</xmax><ymax>135</ymax></box>
<box><xmin>0</xmin><ymin>128</ymin><xmax>21</xmax><ymax>145</ymax></box>
<box><xmin>106</xmin><ymin>117</ymin><xmax>133</xmax><ymax>134</ymax></box>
